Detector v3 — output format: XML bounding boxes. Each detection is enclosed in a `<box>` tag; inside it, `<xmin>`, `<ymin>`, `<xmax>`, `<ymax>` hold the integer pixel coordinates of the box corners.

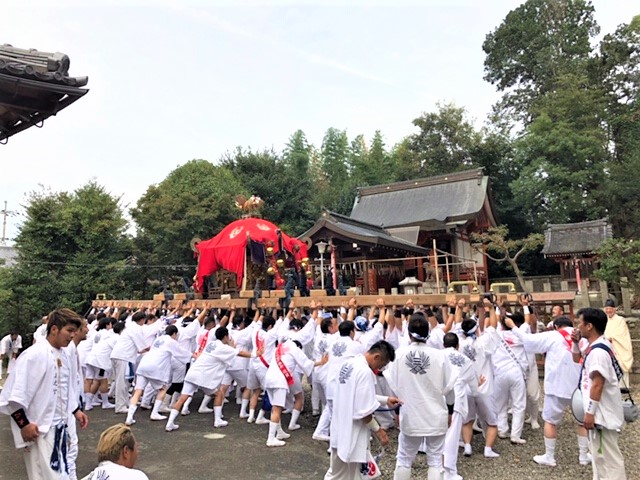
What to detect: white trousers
<box><xmin>314</xmin><ymin>399</ymin><xmax>333</xmax><ymax>438</ymax></box>
<box><xmin>443</xmin><ymin>412</ymin><xmax>463</xmax><ymax>475</ymax></box>
<box><xmin>526</xmin><ymin>362</ymin><xmax>541</xmax><ymax>421</ymax></box>
<box><xmin>66</xmin><ymin>416</ymin><xmax>78</xmax><ymax>480</ymax></box>
<box><xmin>396</xmin><ymin>432</ymin><xmax>445</xmax><ymax>470</ymax></box>
<box><xmin>312</xmin><ymin>379</ymin><xmax>326</xmax><ymax>412</ymax></box>
<box><xmin>324</xmin><ymin>448</ymin><xmax>360</xmax><ymax>480</ymax></box>
<box><xmin>493</xmin><ymin>367</ymin><xmax>526</xmax><ymax>439</ymax></box>
<box><xmin>375</xmin><ymin>375</ymin><xmax>396</xmax><ymax>430</ymax></box>
<box><xmin>589</xmin><ymin>429</ymin><xmax>627</xmax><ymax>480</ymax></box>
<box><xmin>111</xmin><ymin>359</ymin><xmax>130</xmax><ymax>412</ymax></box>
<box><xmin>23</xmin><ymin>428</ymin><xmax>69</xmax><ymax>480</ymax></box>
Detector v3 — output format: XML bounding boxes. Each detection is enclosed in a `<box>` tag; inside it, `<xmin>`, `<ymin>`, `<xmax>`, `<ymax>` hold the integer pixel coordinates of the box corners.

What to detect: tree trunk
<box><xmin>509</xmin><ymin>258</ymin><xmax>528</xmax><ymax>292</ymax></box>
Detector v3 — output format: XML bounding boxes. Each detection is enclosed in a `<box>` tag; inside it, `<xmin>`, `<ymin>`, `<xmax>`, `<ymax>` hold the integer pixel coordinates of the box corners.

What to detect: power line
<box><xmin>16</xmin><ymin>260</ymin><xmax>196</xmax><ymax>269</ymax></box>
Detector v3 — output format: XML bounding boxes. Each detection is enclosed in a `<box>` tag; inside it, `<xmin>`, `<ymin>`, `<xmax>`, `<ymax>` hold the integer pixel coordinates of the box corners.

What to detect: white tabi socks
<box><xmin>255</xmin><ymin>409</ymin><xmax>269</xmax><ymax>425</ymax></box>
<box><xmin>288</xmin><ymin>408</ymin><xmax>301</xmax><ymax>430</ymax></box>
<box><xmin>102</xmin><ymin>392</ymin><xmax>115</xmax><ymax>409</ymax></box>
<box><xmin>165</xmin><ymin>409</ymin><xmax>180</xmax><ymax>431</ymax></box>
<box><xmin>394</xmin><ymin>466</ymin><xmax>412</xmax><ymax>480</ymax></box>
<box><xmin>159</xmin><ymin>394</ymin><xmax>172</xmax><ymax>413</ymax></box>
<box><xmin>198</xmin><ymin>395</ymin><xmax>214</xmax><ymax>414</ymax></box>
<box><xmin>125</xmin><ymin>404</ymin><xmax>137</xmax><ymax>426</ymax></box>
<box><xmin>150</xmin><ymin>399</ymin><xmax>167</xmax><ymax>420</ymax></box>
<box><xmin>84</xmin><ymin>393</ymin><xmax>94</xmax><ymax>411</ymax></box>
<box><xmin>533</xmin><ymin>437</ymin><xmax>557</xmax><ymax>466</ymax></box>
<box><xmin>578</xmin><ymin>434</ymin><xmax>591</xmax><ymax>465</ymax></box>
<box><xmin>266</xmin><ymin>422</ymin><xmax>286</xmax><ymax>447</ymax></box>
<box><xmin>239</xmin><ymin>398</ymin><xmax>250</xmax><ymax>418</ymax></box>
<box><xmin>427</xmin><ymin>468</ymin><xmax>444</xmax><ymax>480</ymax></box>
<box><xmin>213</xmin><ymin>406</ymin><xmax>228</xmax><ymax>427</ymax></box>
<box><xmin>181</xmin><ymin>397</ymin><xmax>192</xmax><ymax>415</ymax></box>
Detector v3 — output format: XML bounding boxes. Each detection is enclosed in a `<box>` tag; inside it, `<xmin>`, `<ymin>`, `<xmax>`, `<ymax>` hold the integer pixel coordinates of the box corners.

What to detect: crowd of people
<box><xmin>0</xmin><ymin>294</ymin><xmax>634</xmax><ymax>480</ymax></box>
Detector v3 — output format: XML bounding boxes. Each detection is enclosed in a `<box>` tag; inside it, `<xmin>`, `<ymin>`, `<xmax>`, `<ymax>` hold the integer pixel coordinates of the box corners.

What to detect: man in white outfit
<box><xmin>0</xmin><ymin>309</ymin><xmax>89</xmax><ymax>480</ymax></box>
<box><xmin>575</xmin><ymin>307</ymin><xmax>627</xmax><ymax>479</ymax></box>
<box><xmin>0</xmin><ymin>331</ymin><xmax>22</xmax><ymax>379</ymax></box>
<box><xmin>508</xmin><ymin>315</ymin><xmax>590</xmax><ymax>466</ymax></box>
<box><xmin>385</xmin><ymin>313</ymin><xmax>452</xmax><ymax>480</ymax></box>
<box><xmin>325</xmin><ymin>340</ymin><xmax>395</xmax><ymax>480</ymax></box>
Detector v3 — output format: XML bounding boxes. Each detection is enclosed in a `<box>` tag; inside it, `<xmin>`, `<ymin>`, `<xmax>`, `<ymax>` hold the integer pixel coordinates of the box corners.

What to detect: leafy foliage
<box><xmin>594</xmin><ymin>238</ymin><xmax>640</xmax><ymax>304</ymax></box>
<box><xmin>470</xmin><ymin>226</ymin><xmax>544</xmax><ymax>291</ymax></box>
<box><xmin>0</xmin><ymin>183</ymin><xmax>129</xmax><ymax>336</ymax></box>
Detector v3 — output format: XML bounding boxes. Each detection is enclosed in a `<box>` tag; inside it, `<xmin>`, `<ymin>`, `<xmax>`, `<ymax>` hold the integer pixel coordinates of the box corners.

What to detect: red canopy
<box><xmin>195</xmin><ymin>218</ymin><xmax>308</xmax><ymax>290</ymax></box>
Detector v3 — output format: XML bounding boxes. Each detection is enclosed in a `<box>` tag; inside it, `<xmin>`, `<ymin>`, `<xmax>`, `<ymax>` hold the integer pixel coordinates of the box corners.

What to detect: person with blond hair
<box><xmin>81</xmin><ymin>423</ymin><xmax>148</xmax><ymax>480</ymax></box>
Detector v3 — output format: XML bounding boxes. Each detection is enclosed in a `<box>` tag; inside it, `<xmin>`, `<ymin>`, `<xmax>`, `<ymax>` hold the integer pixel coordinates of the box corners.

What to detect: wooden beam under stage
<box><xmin>92</xmin><ymin>291</ymin><xmax>574</xmax><ymax>311</ymax></box>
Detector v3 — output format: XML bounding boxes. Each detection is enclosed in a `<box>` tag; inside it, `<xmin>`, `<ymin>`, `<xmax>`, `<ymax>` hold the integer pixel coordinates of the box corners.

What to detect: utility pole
<box><xmin>1</xmin><ymin>201</ymin><xmax>16</xmax><ymax>245</ymax></box>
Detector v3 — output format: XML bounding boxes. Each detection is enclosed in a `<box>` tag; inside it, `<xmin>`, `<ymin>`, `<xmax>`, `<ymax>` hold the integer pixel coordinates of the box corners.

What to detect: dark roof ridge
<box><xmin>356</xmin><ymin>168</ymin><xmax>485</xmax><ymax>197</ymax></box>
<box><xmin>545</xmin><ymin>218</ymin><xmax>609</xmax><ymax>230</ymax></box>
<box><xmin>322</xmin><ymin>210</ymin><xmax>388</xmax><ymax>233</ymax></box>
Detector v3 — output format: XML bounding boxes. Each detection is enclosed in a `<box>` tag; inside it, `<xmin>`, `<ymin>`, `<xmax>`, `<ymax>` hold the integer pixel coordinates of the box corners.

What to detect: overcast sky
<box><xmin>1</xmin><ymin>0</ymin><xmax>636</xmax><ymax>243</ymax></box>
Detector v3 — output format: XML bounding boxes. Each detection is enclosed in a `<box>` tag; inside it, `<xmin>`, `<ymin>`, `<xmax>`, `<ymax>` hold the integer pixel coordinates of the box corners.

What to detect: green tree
<box><xmin>595</xmin><ymin>17</ymin><xmax>640</xmax><ymax>237</ymax></box>
<box><xmin>483</xmin><ymin>0</ymin><xmax>599</xmax><ymax>124</ymax></box>
<box><xmin>594</xmin><ymin>238</ymin><xmax>640</xmax><ymax>306</ymax></box>
<box><xmin>408</xmin><ymin>103</ymin><xmax>481</xmax><ymax>177</ymax></box>
<box><xmin>131</xmin><ymin>159</ymin><xmax>244</xmax><ymax>288</ymax></box>
<box><xmin>509</xmin><ymin>73</ymin><xmax>608</xmax><ymax>231</ymax></box>
<box><xmin>319</xmin><ymin>128</ymin><xmax>353</xmax><ymax>214</ymax></box>
<box><xmin>0</xmin><ymin>183</ymin><xmax>129</xmax><ymax>335</ymax></box>
<box><xmin>471</xmin><ymin>226</ymin><xmax>545</xmax><ymax>291</ymax></box>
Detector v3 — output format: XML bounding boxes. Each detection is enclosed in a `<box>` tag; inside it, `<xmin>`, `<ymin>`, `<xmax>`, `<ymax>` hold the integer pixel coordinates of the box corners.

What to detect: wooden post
<box><xmin>433</xmin><ymin>239</ymin><xmax>440</xmax><ymax>294</ymax></box>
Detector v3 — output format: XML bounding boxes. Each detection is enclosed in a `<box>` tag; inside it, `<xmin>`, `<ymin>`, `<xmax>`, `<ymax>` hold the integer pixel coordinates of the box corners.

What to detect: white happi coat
<box><xmin>228</xmin><ymin>325</ymin><xmax>255</xmax><ymax>372</ymax></box>
<box><xmin>385</xmin><ymin>342</ymin><xmax>453</xmax><ymax>436</ymax></box>
<box><xmin>251</xmin><ymin>320</ymin><xmax>282</xmax><ymax>369</ymax></box>
<box><xmin>33</xmin><ymin>323</ymin><xmax>48</xmax><ymax>344</ymax></box>
<box><xmin>458</xmin><ymin>327</ymin><xmax>498</xmax><ymax>396</ymax></box>
<box><xmin>0</xmin><ymin>334</ymin><xmax>22</xmax><ymax>356</ymax></box>
<box><xmin>325</xmin><ymin>335</ymin><xmax>366</xmax><ymax>401</ymax></box>
<box><xmin>83</xmin><ymin>460</ymin><xmax>149</xmax><ymax>480</ymax></box>
<box><xmin>171</xmin><ymin>319</ymin><xmax>201</xmax><ymax>383</ymax></box>
<box><xmin>443</xmin><ymin>346</ymin><xmax>477</xmax><ymax>417</ymax></box>
<box><xmin>493</xmin><ymin>325</ymin><xmax>529</xmax><ymax>378</ymax></box>
<box><xmin>264</xmin><ymin>339</ymin><xmax>315</xmax><ymax>390</ymax></box>
<box><xmin>329</xmin><ymin>354</ymin><xmax>379</xmax><ymax>463</ymax></box>
<box><xmin>86</xmin><ymin>329</ymin><xmax>118</xmax><ymax>371</ymax></box>
<box><xmin>110</xmin><ymin>321</ymin><xmax>146</xmax><ymax>364</ymax></box>
<box><xmin>512</xmin><ymin>327</ymin><xmax>579</xmax><ymax>399</ymax></box>
<box><xmin>64</xmin><ymin>341</ymin><xmax>84</xmax><ymax>415</ymax></box>
<box><xmin>313</xmin><ymin>328</ymin><xmax>338</xmax><ymax>385</ymax></box>
<box><xmin>580</xmin><ymin>337</ymin><xmax>624</xmax><ymax>430</ymax></box>
<box><xmin>0</xmin><ymin>340</ymin><xmax>79</xmax><ymax>448</ymax></box>
<box><xmin>136</xmin><ymin>335</ymin><xmax>191</xmax><ymax>384</ymax></box>
<box><xmin>185</xmin><ymin>340</ymin><xmax>239</xmax><ymax>390</ymax></box>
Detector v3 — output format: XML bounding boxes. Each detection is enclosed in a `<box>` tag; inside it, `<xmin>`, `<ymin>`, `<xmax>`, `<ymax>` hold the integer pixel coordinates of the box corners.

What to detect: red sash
<box><xmin>194</xmin><ymin>330</ymin><xmax>210</xmax><ymax>358</ymax></box>
<box><xmin>558</xmin><ymin>328</ymin><xmax>573</xmax><ymax>352</ymax></box>
<box><xmin>275</xmin><ymin>343</ymin><xmax>294</xmax><ymax>386</ymax></box>
<box><xmin>256</xmin><ymin>331</ymin><xmax>269</xmax><ymax>368</ymax></box>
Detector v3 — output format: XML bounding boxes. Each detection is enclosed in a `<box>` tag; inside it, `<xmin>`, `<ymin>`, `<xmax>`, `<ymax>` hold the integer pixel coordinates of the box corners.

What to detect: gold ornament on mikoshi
<box><xmin>301</xmin><ymin>261</ymin><xmax>307</xmax><ymax>268</ymax></box>
<box><xmin>306</xmin><ymin>270</ymin><xmax>312</xmax><ymax>278</ymax></box>
<box><xmin>276</xmin><ymin>259</ymin><xmax>284</xmax><ymax>268</ymax></box>
<box><xmin>267</xmin><ymin>266</ymin><xmax>276</xmax><ymax>276</ymax></box>
<box><xmin>266</xmin><ymin>246</ymin><xmax>274</xmax><ymax>256</ymax></box>
<box><xmin>302</xmin><ymin>257</ymin><xmax>309</xmax><ymax>263</ymax></box>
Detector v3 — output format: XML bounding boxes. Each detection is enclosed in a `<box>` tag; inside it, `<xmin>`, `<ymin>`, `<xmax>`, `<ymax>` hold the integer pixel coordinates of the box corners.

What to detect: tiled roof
<box><xmin>0</xmin><ymin>44</ymin><xmax>89</xmax><ymax>142</ymax></box>
<box><xmin>350</xmin><ymin>168</ymin><xmax>495</xmax><ymax>229</ymax></box>
<box><xmin>542</xmin><ymin>218</ymin><xmax>613</xmax><ymax>256</ymax></box>
<box><xmin>300</xmin><ymin>211</ymin><xmax>428</xmax><ymax>255</ymax></box>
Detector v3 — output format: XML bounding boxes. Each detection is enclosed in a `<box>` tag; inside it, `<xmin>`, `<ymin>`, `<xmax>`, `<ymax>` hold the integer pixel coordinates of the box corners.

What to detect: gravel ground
<box><xmin>373</xmin><ymin>390</ymin><xmax>639</xmax><ymax>480</ymax></box>
<box><xmin>1</xmin><ymin>375</ymin><xmax>637</xmax><ymax>480</ymax></box>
